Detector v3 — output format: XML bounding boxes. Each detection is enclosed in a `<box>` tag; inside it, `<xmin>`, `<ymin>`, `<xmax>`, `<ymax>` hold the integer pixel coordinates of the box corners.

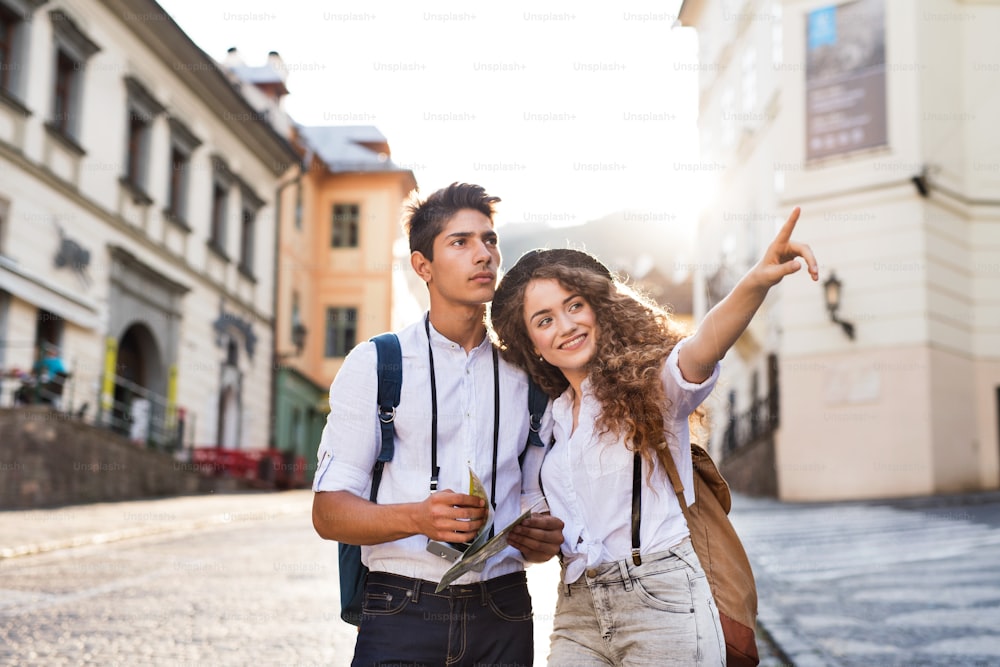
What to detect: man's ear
<box><xmin>411</xmin><ymin>251</ymin><xmax>432</xmax><ymax>284</ymax></box>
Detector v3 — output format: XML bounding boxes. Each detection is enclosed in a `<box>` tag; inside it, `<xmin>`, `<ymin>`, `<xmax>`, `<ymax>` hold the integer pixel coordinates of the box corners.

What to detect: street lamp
<box><xmin>278</xmin><ymin>321</ymin><xmax>308</xmax><ymax>361</ymax></box>
<box><xmin>290</xmin><ymin>321</ymin><xmax>307</xmax><ymax>356</ymax></box>
<box><xmin>823</xmin><ymin>271</ymin><xmax>855</xmax><ymax>340</ymax></box>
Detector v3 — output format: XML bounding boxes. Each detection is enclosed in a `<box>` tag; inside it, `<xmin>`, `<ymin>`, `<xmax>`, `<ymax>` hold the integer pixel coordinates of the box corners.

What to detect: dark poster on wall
<box><xmin>805</xmin><ymin>0</ymin><xmax>887</xmax><ymax>162</ymax></box>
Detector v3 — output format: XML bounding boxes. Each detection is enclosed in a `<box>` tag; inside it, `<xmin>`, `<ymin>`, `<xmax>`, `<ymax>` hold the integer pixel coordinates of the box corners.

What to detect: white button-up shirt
<box><xmin>523</xmin><ymin>338</ymin><xmax>720</xmax><ymax>584</ymax></box>
<box><xmin>314</xmin><ymin>316</ymin><xmax>545</xmax><ymax>584</ymax></box>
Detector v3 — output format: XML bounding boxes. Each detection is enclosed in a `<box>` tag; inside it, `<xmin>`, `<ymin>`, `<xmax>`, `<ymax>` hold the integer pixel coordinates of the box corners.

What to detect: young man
<box><xmin>312</xmin><ymin>182</ymin><xmax>564</xmax><ymax>667</ymax></box>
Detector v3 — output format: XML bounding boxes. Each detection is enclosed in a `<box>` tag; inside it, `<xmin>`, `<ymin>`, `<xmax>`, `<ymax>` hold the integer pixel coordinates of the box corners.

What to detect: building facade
<box><xmin>680</xmin><ymin>0</ymin><xmax>1000</xmax><ymax>500</ymax></box>
<box><xmin>0</xmin><ymin>0</ymin><xmax>297</xmax><ymax>452</ymax></box>
<box><xmin>217</xmin><ymin>47</ymin><xmax>417</xmax><ymax>483</ymax></box>
<box><xmin>272</xmin><ymin>125</ymin><xmax>415</xmax><ymax>480</ymax></box>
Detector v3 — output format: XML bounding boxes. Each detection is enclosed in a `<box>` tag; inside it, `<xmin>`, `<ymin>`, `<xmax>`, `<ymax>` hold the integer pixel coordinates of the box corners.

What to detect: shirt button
<box><xmin>586</xmin><ymin>568</ymin><xmax>598</xmax><ymax>578</ymax></box>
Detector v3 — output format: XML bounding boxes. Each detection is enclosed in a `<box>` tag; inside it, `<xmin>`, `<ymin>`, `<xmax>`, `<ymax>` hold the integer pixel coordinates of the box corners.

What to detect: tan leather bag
<box><xmin>663</xmin><ymin>444</ymin><xmax>760</xmax><ymax>666</ymax></box>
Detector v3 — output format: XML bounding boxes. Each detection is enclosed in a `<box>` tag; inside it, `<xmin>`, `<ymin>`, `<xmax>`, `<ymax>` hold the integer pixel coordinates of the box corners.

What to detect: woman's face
<box><xmin>522</xmin><ymin>278</ymin><xmax>599</xmax><ymax>385</ymax></box>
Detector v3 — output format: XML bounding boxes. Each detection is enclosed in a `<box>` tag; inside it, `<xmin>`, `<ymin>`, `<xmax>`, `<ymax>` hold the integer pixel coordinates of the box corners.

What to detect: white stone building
<box><xmin>0</xmin><ymin>0</ymin><xmax>298</xmax><ymax>450</ymax></box>
<box><xmin>679</xmin><ymin>0</ymin><xmax>1000</xmax><ymax>500</ymax></box>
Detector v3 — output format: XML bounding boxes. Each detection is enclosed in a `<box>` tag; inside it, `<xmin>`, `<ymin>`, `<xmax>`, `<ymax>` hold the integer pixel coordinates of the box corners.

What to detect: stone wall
<box><xmin>0</xmin><ymin>407</ymin><xmax>242</xmax><ymax>509</ymax></box>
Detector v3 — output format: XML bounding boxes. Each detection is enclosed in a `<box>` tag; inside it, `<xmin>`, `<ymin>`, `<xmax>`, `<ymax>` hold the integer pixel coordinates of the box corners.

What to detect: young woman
<box><xmin>490</xmin><ymin>208</ymin><xmax>817</xmax><ymax>666</ymax></box>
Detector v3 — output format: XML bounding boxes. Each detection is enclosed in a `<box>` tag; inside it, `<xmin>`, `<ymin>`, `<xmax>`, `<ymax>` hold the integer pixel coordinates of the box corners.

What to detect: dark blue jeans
<box><xmin>351</xmin><ymin>571</ymin><xmax>534</xmax><ymax>667</ymax></box>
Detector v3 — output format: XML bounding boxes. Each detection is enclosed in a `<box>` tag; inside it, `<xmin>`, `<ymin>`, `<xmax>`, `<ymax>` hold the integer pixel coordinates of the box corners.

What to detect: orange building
<box><xmin>273</xmin><ymin>125</ymin><xmax>416</xmax><ymax>481</ymax></box>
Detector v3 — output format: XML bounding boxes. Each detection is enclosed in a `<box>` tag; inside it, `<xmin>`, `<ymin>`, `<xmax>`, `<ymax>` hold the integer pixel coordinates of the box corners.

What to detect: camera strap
<box><xmin>425</xmin><ymin>314</ymin><xmax>500</xmax><ymax>536</ymax></box>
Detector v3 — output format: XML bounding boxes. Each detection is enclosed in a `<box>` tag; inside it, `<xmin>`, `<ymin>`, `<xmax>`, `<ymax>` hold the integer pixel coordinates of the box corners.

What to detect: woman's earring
<box><xmin>537</xmin><ymin>355</ymin><xmax>544</xmax><ymax>362</ymax></box>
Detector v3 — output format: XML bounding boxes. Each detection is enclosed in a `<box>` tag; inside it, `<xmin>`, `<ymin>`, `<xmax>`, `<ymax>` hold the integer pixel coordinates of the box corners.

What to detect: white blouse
<box><xmin>522</xmin><ymin>338</ymin><xmax>720</xmax><ymax>584</ymax></box>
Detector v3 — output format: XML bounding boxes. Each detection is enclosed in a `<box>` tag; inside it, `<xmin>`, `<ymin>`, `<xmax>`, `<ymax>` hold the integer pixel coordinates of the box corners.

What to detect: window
<box><xmin>51</xmin><ymin>49</ymin><xmax>75</xmax><ymax>134</ymax></box>
<box><xmin>120</xmin><ymin>77</ymin><xmax>163</xmax><ymax>199</ymax></box>
<box><xmin>165</xmin><ymin>117</ymin><xmax>201</xmax><ymax>225</ymax></box>
<box><xmin>238</xmin><ymin>182</ymin><xmax>263</xmax><ymax>278</ymax></box>
<box><xmin>0</xmin><ymin>196</ymin><xmax>8</xmax><ymax>256</ymax></box>
<box><xmin>0</xmin><ymin>2</ymin><xmax>24</xmax><ymax>99</ymax></box>
<box><xmin>208</xmin><ymin>156</ymin><xmax>232</xmax><ymax>258</ymax></box>
<box><xmin>209</xmin><ymin>182</ymin><xmax>228</xmax><ymax>255</ymax></box>
<box><xmin>239</xmin><ymin>206</ymin><xmax>256</xmax><ymax>276</ymax></box>
<box><xmin>324</xmin><ymin>307</ymin><xmax>357</xmax><ymax>358</ymax></box>
<box><xmin>34</xmin><ymin>308</ymin><xmax>64</xmax><ymax>357</ymax></box>
<box><xmin>47</xmin><ymin>9</ymin><xmax>100</xmax><ymax>144</ymax></box>
<box><xmin>294</xmin><ymin>184</ymin><xmax>303</xmax><ymax>230</ymax></box>
<box><xmin>125</xmin><ymin>112</ymin><xmax>147</xmax><ymax>186</ymax></box>
<box><xmin>0</xmin><ymin>0</ymin><xmax>44</xmax><ymax>104</ymax></box>
<box><xmin>167</xmin><ymin>146</ymin><xmax>187</xmax><ymax>218</ymax></box>
<box><xmin>331</xmin><ymin>203</ymin><xmax>359</xmax><ymax>248</ymax></box>
<box><xmin>0</xmin><ymin>6</ymin><xmax>16</xmax><ymax>93</ymax></box>
<box><xmin>291</xmin><ymin>291</ymin><xmax>301</xmax><ymax>336</ymax></box>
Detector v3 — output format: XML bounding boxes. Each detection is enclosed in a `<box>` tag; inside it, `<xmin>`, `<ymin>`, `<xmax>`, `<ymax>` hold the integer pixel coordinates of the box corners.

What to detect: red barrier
<box><xmin>190</xmin><ymin>448</ymin><xmax>308</xmax><ymax>488</ymax></box>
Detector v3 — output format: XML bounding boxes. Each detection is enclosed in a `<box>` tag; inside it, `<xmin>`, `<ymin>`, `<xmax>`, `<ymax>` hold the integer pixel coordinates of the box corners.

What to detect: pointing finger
<box><xmin>775</xmin><ymin>207</ymin><xmax>801</xmax><ymax>244</ymax></box>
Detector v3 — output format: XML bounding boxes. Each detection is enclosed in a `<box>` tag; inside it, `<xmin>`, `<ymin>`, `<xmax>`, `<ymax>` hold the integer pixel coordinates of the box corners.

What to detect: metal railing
<box><xmin>3</xmin><ymin>371</ymin><xmax>75</xmax><ymax>409</ymax></box>
<box><xmin>97</xmin><ymin>374</ymin><xmax>179</xmax><ymax>451</ymax></box>
<box><xmin>2</xmin><ymin>370</ymin><xmax>177</xmax><ymax>451</ymax></box>
<box><xmin>723</xmin><ymin>392</ymin><xmax>779</xmax><ymax>455</ymax></box>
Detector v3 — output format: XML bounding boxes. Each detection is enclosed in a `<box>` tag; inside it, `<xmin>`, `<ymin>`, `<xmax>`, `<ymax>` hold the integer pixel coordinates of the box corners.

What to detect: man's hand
<box><xmin>508</xmin><ymin>513</ymin><xmax>564</xmax><ymax>563</ymax></box>
<box><xmin>414</xmin><ymin>490</ymin><xmax>486</xmax><ymax>543</ymax></box>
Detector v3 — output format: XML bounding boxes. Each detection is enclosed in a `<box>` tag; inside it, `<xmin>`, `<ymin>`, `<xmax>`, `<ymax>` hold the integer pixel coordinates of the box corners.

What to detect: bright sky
<box><xmin>158</xmin><ymin>0</ymin><xmax>702</xmax><ymax>231</ymax></box>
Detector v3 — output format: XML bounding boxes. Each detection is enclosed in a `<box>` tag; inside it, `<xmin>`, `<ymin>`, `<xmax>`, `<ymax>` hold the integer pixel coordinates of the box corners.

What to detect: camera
<box><xmin>425</xmin><ymin>539</ymin><xmax>470</xmax><ymax>563</ymax></box>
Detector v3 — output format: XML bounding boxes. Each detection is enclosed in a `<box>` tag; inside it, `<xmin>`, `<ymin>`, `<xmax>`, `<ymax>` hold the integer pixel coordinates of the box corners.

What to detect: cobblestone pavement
<box><xmin>730</xmin><ymin>492</ymin><xmax>1000</xmax><ymax>667</ymax></box>
<box><xmin>0</xmin><ymin>491</ymin><xmax>787</xmax><ymax>666</ymax></box>
<box><xmin>1</xmin><ymin>503</ymin><xmax>356</xmax><ymax>666</ymax></box>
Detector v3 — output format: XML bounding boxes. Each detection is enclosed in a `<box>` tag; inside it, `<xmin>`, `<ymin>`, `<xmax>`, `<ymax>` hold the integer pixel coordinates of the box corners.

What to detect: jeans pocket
<box><xmin>633</xmin><ymin>569</ymin><xmax>696</xmax><ymax>614</ymax></box>
<box><xmin>362</xmin><ymin>583</ymin><xmax>411</xmax><ymax>617</ymax></box>
<box><xmin>486</xmin><ymin>582</ymin><xmax>533</xmax><ymax>622</ymax></box>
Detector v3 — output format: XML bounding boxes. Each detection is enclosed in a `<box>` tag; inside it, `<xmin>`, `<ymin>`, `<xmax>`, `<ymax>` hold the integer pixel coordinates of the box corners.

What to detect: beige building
<box><xmin>0</xmin><ymin>0</ymin><xmax>297</xmax><ymax>451</ymax></box>
<box><xmin>679</xmin><ymin>0</ymin><xmax>1000</xmax><ymax>500</ymax></box>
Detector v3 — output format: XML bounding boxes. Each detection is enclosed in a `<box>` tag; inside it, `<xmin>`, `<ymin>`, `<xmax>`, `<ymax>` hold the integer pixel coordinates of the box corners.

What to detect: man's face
<box><xmin>422</xmin><ymin>209</ymin><xmax>501</xmax><ymax>308</ymax></box>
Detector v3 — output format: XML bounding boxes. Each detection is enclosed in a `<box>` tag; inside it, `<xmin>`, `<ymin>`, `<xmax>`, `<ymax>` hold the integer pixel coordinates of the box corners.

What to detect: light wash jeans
<box><xmin>548</xmin><ymin>538</ymin><xmax>726</xmax><ymax>666</ymax></box>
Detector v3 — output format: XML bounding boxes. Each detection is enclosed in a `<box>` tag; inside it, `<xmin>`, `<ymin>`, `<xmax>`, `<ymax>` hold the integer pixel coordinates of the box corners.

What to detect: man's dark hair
<box><xmin>402</xmin><ymin>182</ymin><xmax>500</xmax><ymax>260</ymax></box>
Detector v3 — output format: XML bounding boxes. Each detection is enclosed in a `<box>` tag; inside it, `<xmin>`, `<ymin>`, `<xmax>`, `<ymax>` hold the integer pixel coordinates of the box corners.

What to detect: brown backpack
<box><xmin>662</xmin><ymin>444</ymin><xmax>760</xmax><ymax>666</ymax></box>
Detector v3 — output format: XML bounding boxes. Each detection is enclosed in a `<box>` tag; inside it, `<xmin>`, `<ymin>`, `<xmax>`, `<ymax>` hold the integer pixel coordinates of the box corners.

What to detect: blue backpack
<box><xmin>338</xmin><ymin>332</ymin><xmax>548</xmax><ymax>626</ymax></box>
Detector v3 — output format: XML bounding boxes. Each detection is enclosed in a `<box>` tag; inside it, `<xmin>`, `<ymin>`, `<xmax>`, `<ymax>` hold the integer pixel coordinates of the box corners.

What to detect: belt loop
<box><xmin>618</xmin><ymin>560</ymin><xmax>633</xmax><ymax>591</ymax></box>
<box><xmin>480</xmin><ymin>580</ymin><xmax>489</xmax><ymax>607</ymax></box>
<box><xmin>411</xmin><ymin>577</ymin><xmax>421</xmax><ymax>604</ymax></box>
<box><xmin>670</xmin><ymin>539</ymin><xmax>697</xmax><ymax>572</ymax></box>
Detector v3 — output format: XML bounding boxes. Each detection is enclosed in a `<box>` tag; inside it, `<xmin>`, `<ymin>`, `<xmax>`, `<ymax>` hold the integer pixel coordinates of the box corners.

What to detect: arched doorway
<box><xmin>112</xmin><ymin>322</ymin><xmax>164</xmax><ymax>444</ymax></box>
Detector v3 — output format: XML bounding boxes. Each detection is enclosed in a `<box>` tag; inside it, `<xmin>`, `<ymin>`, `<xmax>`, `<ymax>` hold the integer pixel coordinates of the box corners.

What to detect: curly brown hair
<box><xmin>490</xmin><ymin>250</ymin><xmax>689</xmax><ymax>473</ymax></box>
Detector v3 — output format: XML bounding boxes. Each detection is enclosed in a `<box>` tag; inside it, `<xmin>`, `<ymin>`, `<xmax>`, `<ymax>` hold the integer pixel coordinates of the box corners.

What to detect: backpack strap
<box><xmin>370</xmin><ymin>333</ymin><xmax>402</xmax><ymax>502</ymax></box>
<box><xmin>525</xmin><ymin>378</ymin><xmax>548</xmax><ymax>449</ymax></box>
